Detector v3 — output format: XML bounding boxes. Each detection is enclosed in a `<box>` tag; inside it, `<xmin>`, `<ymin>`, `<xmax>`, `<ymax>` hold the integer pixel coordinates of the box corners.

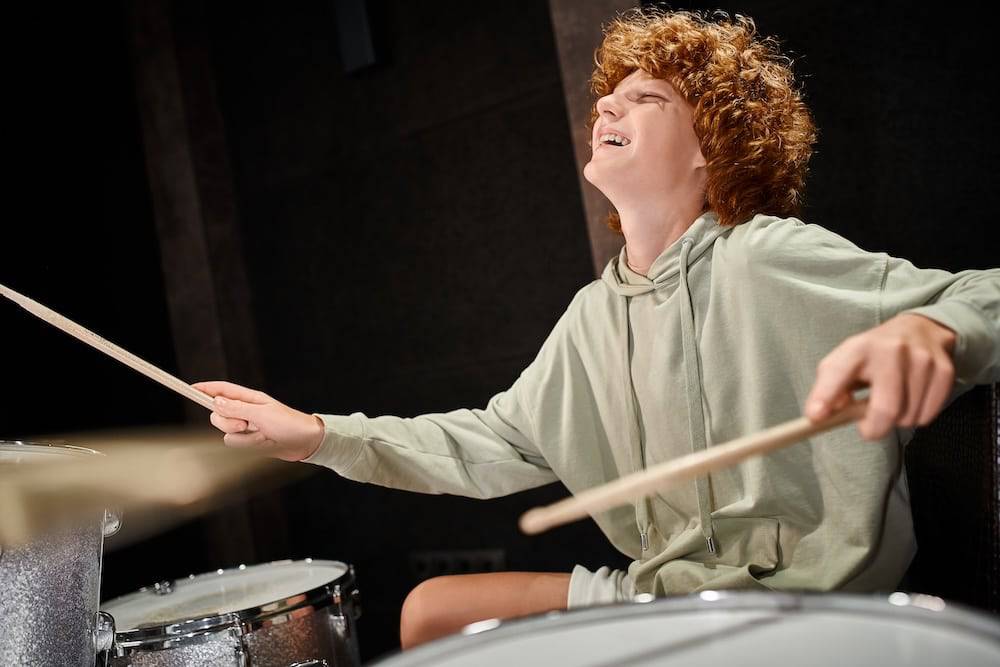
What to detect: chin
<box><xmin>583</xmin><ymin>165</ymin><xmax>620</xmax><ymax>200</ymax></box>
<box><xmin>583</xmin><ymin>161</ymin><xmax>608</xmax><ymax>190</ymax></box>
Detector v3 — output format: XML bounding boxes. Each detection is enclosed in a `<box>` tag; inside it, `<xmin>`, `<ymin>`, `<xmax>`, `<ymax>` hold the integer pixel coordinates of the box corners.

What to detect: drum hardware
<box><xmin>94</xmin><ymin>612</ymin><xmax>117</xmax><ymax>667</ymax></box>
<box><xmin>104</xmin><ymin>507</ymin><xmax>124</xmax><ymax>538</ymax></box>
<box><xmin>329</xmin><ymin>565</ymin><xmax>363</xmax><ymax>641</ymax></box>
<box><xmin>152</xmin><ymin>579</ymin><xmax>173</xmax><ymax>595</ymax></box>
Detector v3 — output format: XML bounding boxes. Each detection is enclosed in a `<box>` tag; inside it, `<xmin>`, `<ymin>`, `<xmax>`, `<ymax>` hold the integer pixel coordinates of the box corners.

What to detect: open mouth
<box><xmin>598</xmin><ymin>132</ymin><xmax>631</xmax><ymax>148</ymax></box>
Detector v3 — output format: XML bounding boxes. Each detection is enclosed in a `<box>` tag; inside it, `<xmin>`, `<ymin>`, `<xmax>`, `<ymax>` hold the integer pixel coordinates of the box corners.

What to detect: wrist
<box><xmin>299</xmin><ymin>415</ymin><xmax>325</xmax><ymax>461</ymax></box>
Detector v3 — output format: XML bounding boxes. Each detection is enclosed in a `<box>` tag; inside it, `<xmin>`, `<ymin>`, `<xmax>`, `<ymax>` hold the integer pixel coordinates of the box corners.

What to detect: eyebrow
<box><xmin>616</xmin><ymin>79</ymin><xmax>673</xmax><ymax>97</ymax></box>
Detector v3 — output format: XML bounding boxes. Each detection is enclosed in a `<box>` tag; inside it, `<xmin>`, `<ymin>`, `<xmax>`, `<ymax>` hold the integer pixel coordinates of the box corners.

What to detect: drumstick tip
<box><xmin>518</xmin><ymin>508</ymin><xmax>546</xmax><ymax>535</ymax></box>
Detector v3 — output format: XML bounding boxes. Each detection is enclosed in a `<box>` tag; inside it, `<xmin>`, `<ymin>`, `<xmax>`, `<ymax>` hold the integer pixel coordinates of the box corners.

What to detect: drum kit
<box><xmin>2</xmin><ymin>287</ymin><xmax>1000</xmax><ymax>666</ymax></box>
<box><xmin>0</xmin><ymin>439</ymin><xmax>361</xmax><ymax>667</ymax></box>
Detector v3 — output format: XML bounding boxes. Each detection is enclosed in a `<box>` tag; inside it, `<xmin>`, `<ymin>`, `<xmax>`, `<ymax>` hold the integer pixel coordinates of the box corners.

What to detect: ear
<box><xmin>692</xmin><ymin>147</ymin><xmax>707</xmax><ymax>170</ymax></box>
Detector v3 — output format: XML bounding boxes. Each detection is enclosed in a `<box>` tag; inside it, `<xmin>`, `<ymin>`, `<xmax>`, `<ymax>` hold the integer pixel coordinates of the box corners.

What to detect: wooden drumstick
<box><xmin>0</xmin><ymin>282</ymin><xmax>214</xmax><ymax>411</ymax></box>
<box><xmin>519</xmin><ymin>398</ymin><xmax>868</xmax><ymax>535</ymax></box>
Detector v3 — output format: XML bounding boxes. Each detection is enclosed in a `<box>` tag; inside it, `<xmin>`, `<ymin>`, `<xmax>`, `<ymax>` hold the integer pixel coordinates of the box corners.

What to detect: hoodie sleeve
<box><xmin>299</xmin><ymin>300</ymin><xmax>580</xmax><ymax>499</ymax></box>
<box><xmin>879</xmin><ymin>258</ymin><xmax>1000</xmax><ymax>387</ymax></box>
<box><xmin>732</xmin><ymin>215</ymin><xmax>1000</xmax><ymax>389</ymax></box>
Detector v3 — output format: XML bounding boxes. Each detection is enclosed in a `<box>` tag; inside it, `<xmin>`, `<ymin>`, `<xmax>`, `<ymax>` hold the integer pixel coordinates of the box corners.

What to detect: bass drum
<box><xmin>374</xmin><ymin>591</ymin><xmax>1000</xmax><ymax>666</ymax></box>
<box><xmin>102</xmin><ymin>558</ymin><xmax>361</xmax><ymax>667</ymax></box>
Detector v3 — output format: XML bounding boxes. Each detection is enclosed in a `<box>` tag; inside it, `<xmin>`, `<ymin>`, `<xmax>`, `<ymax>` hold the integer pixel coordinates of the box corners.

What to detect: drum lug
<box><xmin>330</xmin><ymin>582</ymin><xmax>362</xmax><ymax>640</ymax></box>
<box><xmin>152</xmin><ymin>579</ymin><xmax>174</xmax><ymax>595</ymax></box>
<box><xmin>331</xmin><ymin>584</ymin><xmax>348</xmax><ymax>638</ymax></box>
<box><xmin>103</xmin><ymin>508</ymin><xmax>123</xmax><ymax>537</ymax></box>
<box><xmin>351</xmin><ymin>587</ymin><xmax>362</xmax><ymax>619</ymax></box>
<box><xmin>93</xmin><ymin>611</ymin><xmax>116</xmax><ymax>666</ymax></box>
<box><xmin>229</xmin><ymin>625</ymin><xmax>250</xmax><ymax>667</ymax></box>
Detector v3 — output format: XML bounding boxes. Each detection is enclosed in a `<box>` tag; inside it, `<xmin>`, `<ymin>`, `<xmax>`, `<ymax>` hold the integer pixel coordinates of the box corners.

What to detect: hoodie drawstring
<box><xmin>621</xmin><ymin>295</ymin><xmax>655</xmax><ymax>551</ymax></box>
<box><xmin>679</xmin><ymin>238</ymin><xmax>718</xmax><ymax>554</ymax></box>
<box><xmin>620</xmin><ymin>237</ymin><xmax>717</xmax><ymax>556</ymax></box>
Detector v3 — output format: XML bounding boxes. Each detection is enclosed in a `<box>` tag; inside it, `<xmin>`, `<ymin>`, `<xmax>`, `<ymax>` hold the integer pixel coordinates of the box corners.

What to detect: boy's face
<box><xmin>584</xmin><ymin>69</ymin><xmax>706</xmax><ymax>205</ymax></box>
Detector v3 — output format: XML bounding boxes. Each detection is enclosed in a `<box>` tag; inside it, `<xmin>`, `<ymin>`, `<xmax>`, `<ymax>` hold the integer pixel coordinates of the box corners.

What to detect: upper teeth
<box><xmin>600</xmin><ymin>133</ymin><xmax>630</xmax><ymax>146</ymax></box>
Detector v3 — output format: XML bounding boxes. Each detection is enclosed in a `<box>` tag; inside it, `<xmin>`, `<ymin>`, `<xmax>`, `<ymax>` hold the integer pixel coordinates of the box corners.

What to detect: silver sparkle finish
<box><xmin>104</xmin><ymin>560</ymin><xmax>361</xmax><ymax>667</ymax></box>
<box><xmin>111</xmin><ymin>636</ymin><xmax>243</xmax><ymax>666</ymax></box>
<box><xmin>0</xmin><ymin>441</ymin><xmax>111</xmax><ymax>667</ymax></box>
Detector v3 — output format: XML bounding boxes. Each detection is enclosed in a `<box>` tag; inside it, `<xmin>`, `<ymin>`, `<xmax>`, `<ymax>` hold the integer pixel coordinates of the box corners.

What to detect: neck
<box><xmin>618</xmin><ymin>196</ymin><xmax>706</xmax><ymax>275</ymax></box>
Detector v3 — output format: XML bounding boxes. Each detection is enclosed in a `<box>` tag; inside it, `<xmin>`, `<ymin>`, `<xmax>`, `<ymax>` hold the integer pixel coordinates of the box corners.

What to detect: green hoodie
<box><xmin>305</xmin><ymin>211</ymin><xmax>1000</xmax><ymax>596</ymax></box>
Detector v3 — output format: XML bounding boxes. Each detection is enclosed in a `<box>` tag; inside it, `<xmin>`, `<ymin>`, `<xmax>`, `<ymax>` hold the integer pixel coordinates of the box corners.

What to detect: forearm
<box><xmin>305</xmin><ymin>408</ymin><xmax>557</xmax><ymax>498</ymax></box>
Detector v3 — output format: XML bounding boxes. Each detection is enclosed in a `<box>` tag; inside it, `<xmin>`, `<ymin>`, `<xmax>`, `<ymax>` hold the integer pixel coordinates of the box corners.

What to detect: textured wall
<box><xmin>198</xmin><ymin>0</ymin><xmax>605</xmax><ymax>660</ymax></box>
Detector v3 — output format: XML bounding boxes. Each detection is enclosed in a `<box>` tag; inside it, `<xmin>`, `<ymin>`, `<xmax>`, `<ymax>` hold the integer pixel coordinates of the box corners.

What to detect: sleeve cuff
<box><xmin>300</xmin><ymin>412</ymin><xmax>367</xmax><ymax>474</ymax></box>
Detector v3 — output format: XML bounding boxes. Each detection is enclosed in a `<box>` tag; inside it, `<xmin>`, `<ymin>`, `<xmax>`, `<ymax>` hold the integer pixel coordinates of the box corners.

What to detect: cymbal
<box><xmin>0</xmin><ymin>426</ymin><xmax>298</xmax><ymax>547</ymax></box>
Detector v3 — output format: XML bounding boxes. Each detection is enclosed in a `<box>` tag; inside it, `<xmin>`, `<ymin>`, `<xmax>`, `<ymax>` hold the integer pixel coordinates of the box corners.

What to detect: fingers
<box><xmin>916</xmin><ymin>355</ymin><xmax>955</xmax><ymax>426</ymax></box>
<box><xmin>211</xmin><ymin>396</ymin><xmax>262</xmax><ymax>423</ymax></box>
<box><xmin>210</xmin><ymin>411</ymin><xmax>249</xmax><ymax>434</ymax></box>
<box><xmin>191</xmin><ymin>381</ymin><xmax>270</xmax><ymax>404</ymax></box>
<box><xmin>223</xmin><ymin>430</ymin><xmax>269</xmax><ymax>449</ymax></box>
<box><xmin>805</xmin><ymin>339</ymin><xmax>864</xmax><ymax>421</ymax></box>
<box><xmin>899</xmin><ymin>348</ymin><xmax>932</xmax><ymax>427</ymax></box>
<box><xmin>857</xmin><ymin>350</ymin><xmax>905</xmax><ymax>440</ymax></box>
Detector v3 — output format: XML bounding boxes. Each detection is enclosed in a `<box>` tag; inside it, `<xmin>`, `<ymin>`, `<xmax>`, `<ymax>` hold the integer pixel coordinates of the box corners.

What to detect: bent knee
<box><xmin>399</xmin><ymin>576</ymin><xmax>462</xmax><ymax>649</ymax></box>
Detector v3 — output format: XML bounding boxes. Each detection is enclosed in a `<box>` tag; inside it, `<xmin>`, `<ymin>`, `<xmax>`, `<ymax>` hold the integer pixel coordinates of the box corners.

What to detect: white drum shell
<box><xmin>374</xmin><ymin>591</ymin><xmax>1000</xmax><ymax>667</ymax></box>
<box><xmin>0</xmin><ymin>441</ymin><xmax>114</xmax><ymax>667</ymax></box>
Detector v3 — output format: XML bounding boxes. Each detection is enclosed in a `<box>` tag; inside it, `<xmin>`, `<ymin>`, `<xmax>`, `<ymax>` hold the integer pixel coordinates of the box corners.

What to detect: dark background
<box><xmin>2</xmin><ymin>1</ymin><xmax>996</xmax><ymax>662</ymax></box>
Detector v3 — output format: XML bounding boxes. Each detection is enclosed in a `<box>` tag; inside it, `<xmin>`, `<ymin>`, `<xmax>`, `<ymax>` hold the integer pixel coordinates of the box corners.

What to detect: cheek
<box><xmin>643</xmin><ymin>125</ymin><xmax>702</xmax><ymax>167</ymax></box>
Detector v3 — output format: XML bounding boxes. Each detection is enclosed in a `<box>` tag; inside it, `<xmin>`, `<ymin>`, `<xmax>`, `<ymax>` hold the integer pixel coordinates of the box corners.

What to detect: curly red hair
<box><xmin>589</xmin><ymin>7</ymin><xmax>818</xmax><ymax>231</ymax></box>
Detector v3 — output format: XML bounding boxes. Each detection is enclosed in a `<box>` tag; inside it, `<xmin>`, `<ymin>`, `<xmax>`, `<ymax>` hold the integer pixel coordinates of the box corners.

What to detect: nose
<box><xmin>595</xmin><ymin>93</ymin><xmax>621</xmax><ymax>121</ymax></box>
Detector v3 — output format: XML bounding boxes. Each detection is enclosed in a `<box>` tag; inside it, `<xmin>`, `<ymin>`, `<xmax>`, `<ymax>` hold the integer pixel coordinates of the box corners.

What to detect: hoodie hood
<box><xmin>601</xmin><ymin>210</ymin><xmax>727</xmax><ymax>294</ymax></box>
<box><xmin>601</xmin><ymin>209</ymin><xmax>728</xmax><ymax>556</ymax></box>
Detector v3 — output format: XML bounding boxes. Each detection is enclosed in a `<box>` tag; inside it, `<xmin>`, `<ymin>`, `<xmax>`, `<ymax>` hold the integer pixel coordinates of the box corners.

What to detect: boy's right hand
<box><xmin>192</xmin><ymin>381</ymin><xmax>325</xmax><ymax>462</ymax></box>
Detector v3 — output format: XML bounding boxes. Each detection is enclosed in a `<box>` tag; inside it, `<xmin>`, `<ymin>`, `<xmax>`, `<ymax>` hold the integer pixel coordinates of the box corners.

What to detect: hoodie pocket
<box><xmin>641</xmin><ymin>516</ymin><xmax>782</xmax><ymax>595</ymax></box>
<box><xmin>708</xmin><ymin>516</ymin><xmax>781</xmax><ymax>588</ymax></box>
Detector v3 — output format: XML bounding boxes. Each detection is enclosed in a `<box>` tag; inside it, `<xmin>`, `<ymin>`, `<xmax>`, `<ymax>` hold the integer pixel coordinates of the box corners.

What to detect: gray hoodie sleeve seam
<box><xmin>360</xmin><ymin>434</ymin><xmax>539</xmax><ymax>466</ymax></box>
<box><xmin>334</xmin><ymin>418</ymin><xmax>369</xmax><ymax>475</ymax></box>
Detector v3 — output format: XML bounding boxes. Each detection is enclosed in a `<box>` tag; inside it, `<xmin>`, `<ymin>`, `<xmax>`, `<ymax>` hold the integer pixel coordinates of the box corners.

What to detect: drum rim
<box><xmin>373</xmin><ymin>591</ymin><xmax>1000</xmax><ymax>666</ymax></box>
<box><xmin>104</xmin><ymin>558</ymin><xmax>357</xmax><ymax>650</ymax></box>
<box><xmin>0</xmin><ymin>439</ymin><xmax>103</xmax><ymax>457</ymax></box>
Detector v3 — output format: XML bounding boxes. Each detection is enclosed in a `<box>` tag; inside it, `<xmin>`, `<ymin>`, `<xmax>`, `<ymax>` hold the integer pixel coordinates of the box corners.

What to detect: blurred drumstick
<box><xmin>0</xmin><ymin>282</ymin><xmax>214</xmax><ymax>411</ymax></box>
<box><xmin>519</xmin><ymin>398</ymin><xmax>869</xmax><ymax>535</ymax></box>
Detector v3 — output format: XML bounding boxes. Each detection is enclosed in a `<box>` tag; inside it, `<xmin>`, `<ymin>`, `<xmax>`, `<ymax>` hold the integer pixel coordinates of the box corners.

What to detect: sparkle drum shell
<box><xmin>374</xmin><ymin>591</ymin><xmax>1000</xmax><ymax>667</ymax></box>
<box><xmin>101</xmin><ymin>558</ymin><xmax>361</xmax><ymax>667</ymax></box>
<box><xmin>0</xmin><ymin>441</ymin><xmax>120</xmax><ymax>667</ymax></box>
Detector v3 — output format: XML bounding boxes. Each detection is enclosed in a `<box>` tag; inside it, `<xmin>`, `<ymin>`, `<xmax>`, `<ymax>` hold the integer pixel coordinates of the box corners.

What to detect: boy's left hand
<box><xmin>804</xmin><ymin>313</ymin><xmax>957</xmax><ymax>439</ymax></box>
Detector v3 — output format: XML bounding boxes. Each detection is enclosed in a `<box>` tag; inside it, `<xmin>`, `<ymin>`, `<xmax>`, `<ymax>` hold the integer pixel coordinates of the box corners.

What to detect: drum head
<box><xmin>102</xmin><ymin>559</ymin><xmax>349</xmax><ymax>631</ymax></box>
<box><xmin>376</xmin><ymin>592</ymin><xmax>1000</xmax><ymax>667</ymax></box>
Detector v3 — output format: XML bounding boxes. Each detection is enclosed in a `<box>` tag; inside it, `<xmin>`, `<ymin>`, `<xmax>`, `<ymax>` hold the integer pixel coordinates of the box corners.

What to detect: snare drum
<box><xmin>101</xmin><ymin>559</ymin><xmax>361</xmax><ymax>667</ymax></box>
<box><xmin>375</xmin><ymin>591</ymin><xmax>1000</xmax><ymax>666</ymax></box>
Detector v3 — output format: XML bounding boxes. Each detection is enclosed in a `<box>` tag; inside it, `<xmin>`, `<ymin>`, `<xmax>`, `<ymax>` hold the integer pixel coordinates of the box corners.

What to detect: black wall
<box><xmin>2</xmin><ymin>1</ymin><xmax>997</xmax><ymax>662</ymax></box>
